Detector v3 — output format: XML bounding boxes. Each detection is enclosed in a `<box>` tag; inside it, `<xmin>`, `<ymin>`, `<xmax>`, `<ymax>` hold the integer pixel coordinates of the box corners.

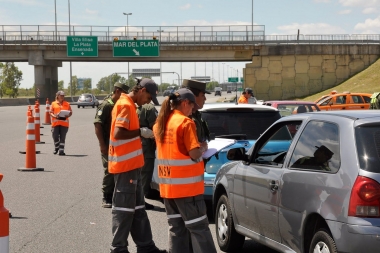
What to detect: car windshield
<box><xmin>355</xmin><ymin>124</ymin><xmax>380</xmax><ymax>173</ymax></box>
<box><xmin>202</xmin><ymin>110</ymin><xmax>281</xmax><ymax>140</ymax></box>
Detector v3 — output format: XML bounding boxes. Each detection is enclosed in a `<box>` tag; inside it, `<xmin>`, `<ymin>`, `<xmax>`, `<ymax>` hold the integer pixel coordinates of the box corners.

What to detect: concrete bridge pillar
<box><xmin>28</xmin><ymin>51</ymin><xmax>62</xmax><ymax>103</ymax></box>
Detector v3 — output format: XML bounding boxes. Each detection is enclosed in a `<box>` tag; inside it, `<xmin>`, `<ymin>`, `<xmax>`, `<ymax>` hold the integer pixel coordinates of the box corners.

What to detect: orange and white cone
<box><xmin>18</xmin><ymin>108</ymin><xmax>44</xmax><ymax>171</ymax></box>
<box><xmin>19</xmin><ymin>106</ymin><xmax>40</xmax><ymax>154</ymax></box>
<box><xmin>0</xmin><ymin>174</ymin><xmax>9</xmax><ymax>253</ymax></box>
<box><xmin>34</xmin><ymin>103</ymin><xmax>45</xmax><ymax>144</ymax></box>
<box><xmin>42</xmin><ymin>98</ymin><xmax>51</xmax><ymax>125</ymax></box>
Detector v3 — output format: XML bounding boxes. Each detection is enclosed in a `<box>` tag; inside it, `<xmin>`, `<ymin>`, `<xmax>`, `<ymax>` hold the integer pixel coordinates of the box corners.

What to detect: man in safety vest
<box><xmin>369</xmin><ymin>92</ymin><xmax>380</xmax><ymax>109</ymax></box>
<box><xmin>94</xmin><ymin>82</ymin><xmax>129</xmax><ymax>208</ymax></box>
<box><xmin>238</xmin><ymin>87</ymin><xmax>254</xmax><ymax>104</ymax></box>
<box><xmin>108</xmin><ymin>78</ymin><xmax>166</xmax><ymax>253</ymax></box>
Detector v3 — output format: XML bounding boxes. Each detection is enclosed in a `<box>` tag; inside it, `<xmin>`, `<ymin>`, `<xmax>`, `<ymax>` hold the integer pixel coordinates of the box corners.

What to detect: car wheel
<box><xmin>92</xmin><ymin>105</ymin><xmax>95</xmax><ymax>108</ymax></box>
<box><xmin>77</xmin><ymin>105</ymin><xmax>80</xmax><ymax>108</ymax></box>
<box><xmin>215</xmin><ymin>194</ymin><xmax>245</xmax><ymax>251</ymax></box>
<box><xmin>309</xmin><ymin>229</ymin><xmax>337</xmax><ymax>253</ymax></box>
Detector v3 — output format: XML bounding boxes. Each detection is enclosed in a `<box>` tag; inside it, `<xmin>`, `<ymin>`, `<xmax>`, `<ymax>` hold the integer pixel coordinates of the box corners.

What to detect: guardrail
<box><xmin>1</xmin><ymin>25</ymin><xmax>379</xmax><ymax>46</ymax></box>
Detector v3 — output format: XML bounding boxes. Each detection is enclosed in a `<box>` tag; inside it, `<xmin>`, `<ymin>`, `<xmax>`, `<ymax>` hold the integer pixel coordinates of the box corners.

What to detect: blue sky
<box><xmin>1</xmin><ymin>0</ymin><xmax>379</xmax><ymax>89</ymax></box>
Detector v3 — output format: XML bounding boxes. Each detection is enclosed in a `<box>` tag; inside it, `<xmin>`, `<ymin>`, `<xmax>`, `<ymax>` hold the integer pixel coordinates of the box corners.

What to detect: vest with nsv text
<box><xmin>108</xmin><ymin>93</ymin><xmax>144</xmax><ymax>174</ymax></box>
<box><xmin>50</xmin><ymin>100</ymin><xmax>71</xmax><ymax>127</ymax></box>
<box><xmin>153</xmin><ymin>110</ymin><xmax>204</xmax><ymax>199</ymax></box>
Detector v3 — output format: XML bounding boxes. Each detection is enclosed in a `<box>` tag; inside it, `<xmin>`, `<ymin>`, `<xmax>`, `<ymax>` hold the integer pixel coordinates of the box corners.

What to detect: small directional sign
<box><xmin>228</xmin><ymin>77</ymin><xmax>239</xmax><ymax>82</ymax></box>
<box><xmin>67</xmin><ymin>36</ymin><xmax>98</xmax><ymax>57</ymax></box>
<box><xmin>113</xmin><ymin>40</ymin><xmax>160</xmax><ymax>57</ymax></box>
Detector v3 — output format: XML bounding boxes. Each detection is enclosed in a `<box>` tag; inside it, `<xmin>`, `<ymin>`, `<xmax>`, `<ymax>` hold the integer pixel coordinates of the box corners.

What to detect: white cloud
<box><xmin>314</xmin><ymin>0</ymin><xmax>330</xmax><ymax>3</ymax></box>
<box><xmin>0</xmin><ymin>0</ymin><xmax>42</xmax><ymax>5</ymax></box>
<box><xmin>179</xmin><ymin>4</ymin><xmax>191</xmax><ymax>10</ymax></box>
<box><xmin>354</xmin><ymin>16</ymin><xmax>380</xmax><ymax>32</ymax></box>
<box><xmin>338</xmin><ymin>9</ymin><xmax>352</xmax><ymax>14</ymax></box>
<box><xmin>362</xmin><ymin>7</ymin><xmax>378</xmax><ymax>14</ymax></box>
<box><xmin>277</xmin><ymin>23</ymin><xmax>346</xmax><ymax>34</ymax></box>
<box><xmin>339</xmin><ymin>0</ymin><xmax>380</xmax><ymax>7</ymax></box>
<box><xmin>85</xmin><ymin>9</ymin><xmax>98</xmax><ymax>15</ymax></box>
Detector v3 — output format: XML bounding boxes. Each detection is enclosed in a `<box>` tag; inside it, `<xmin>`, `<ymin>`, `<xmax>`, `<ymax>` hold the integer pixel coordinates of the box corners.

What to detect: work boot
<box><xmin>58</xmin><ymin>151</ymin><xmax>66</xmax><ymax>156</ymax></box>
<box><xmin>102</xmin><ymin>198</ymin><xmax>112</xmax><ymax>208</ymax></box>
<box><xmin>53</xmin><ymin>148</ymin><xmax>58</xmax><ymax>154</ymax></box>
<box><xmin>145</xmin><ymin>202</ymin><xmax>154</xmax><ymax>210</ymax></box>
<box><xmin>139</xmin><ymin>248</ymin><xmax>167</xmax><ymax>253</ymax></box>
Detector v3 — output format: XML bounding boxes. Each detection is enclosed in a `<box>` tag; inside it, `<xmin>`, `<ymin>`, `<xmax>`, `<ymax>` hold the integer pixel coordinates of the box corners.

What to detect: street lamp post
<box><xmin>252</xmin><ymin>0</ymin><xmax>254</xmax><ymax>41</ymax></box>
<box><xmin>54</xmin><ymin>0</ymin><xmax>57</xmax><ymax>42</ymax></box>
<box><xmin>157</xmin><ymin>29</ymin><xmax>164</xmax><ymax>42</ymax></box>
<box><xmin>222</xmin><ymin>63</ymin><xmax>225</xmax><ymax>83</ymax></box>
<box><xmin>123</xmin><ymin>12</ymin><xmax>132</xmax><ymax>38</ymax></box>
<box><xmin>68</xmin><ymin>0</ymin><xmax>72</xmax><ymax>99</ymax></box>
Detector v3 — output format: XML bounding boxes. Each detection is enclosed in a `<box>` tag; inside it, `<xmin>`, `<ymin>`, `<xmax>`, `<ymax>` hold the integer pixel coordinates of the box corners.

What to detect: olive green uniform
<box><xmin>370</xmin><ymin>92</ymin><xmax>380</xmax><ymax>109</ymax></box>
<box><xmin>190</xmin><ymin>110</ymin><xmax>210</xmax><ymax>142</ymax></box>
<box><xmin>94</xmin><ymin>97</ymin><xmax>115</xmax><ymax>199</ymax></box>
<box><xmin>136</xmin><ymin>103</ymin><xmax>158</xmax><ymax>196</ymax></box>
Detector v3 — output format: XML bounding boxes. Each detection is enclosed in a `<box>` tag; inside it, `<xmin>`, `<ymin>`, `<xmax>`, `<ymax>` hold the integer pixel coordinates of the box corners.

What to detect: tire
<box><xmin>309</xmin><ymin>229</ymin><xmax>337</xmax><ymax>253</ymax></box>
<box><xmin>77</xmin><ymin>105</ymin><xmax>80</xmax><ymax>108</ymax></box>
<box><xmin>92</xmin><ymin>105</ymin><xmax>95</xmax><ymax>108</ymax></box>
<box><xmin>215</xmin><ymin>194</ymin><xmax>245</xmax><ymax>251</ymax></box>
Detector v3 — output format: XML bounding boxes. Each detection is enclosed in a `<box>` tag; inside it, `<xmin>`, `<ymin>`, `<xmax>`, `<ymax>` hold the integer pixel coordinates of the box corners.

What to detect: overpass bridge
<box><xmin>1</xmin><ymin>25</ymin><xmax>379</xmax><ymax>101</ymax></box>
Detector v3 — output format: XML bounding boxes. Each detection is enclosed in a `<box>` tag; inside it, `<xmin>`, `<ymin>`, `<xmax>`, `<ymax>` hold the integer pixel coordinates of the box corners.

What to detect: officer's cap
<box><xmin>245</xmin><ymin>88</ymin><xmax>254</xmax><ymax>96</ymax></box>
<box><xmin>172</xmin><ymin>88</ymin><xmax>200</xmax><ymax>110</ymax></box>
<box><xmin>315</xmin><ymin>145</ymin><xmax>334</xmax><ymax>158</ymax></box>
<box><xmin>138</xmin><ymin>78</ymin><xmax>159</xmax><ymax>106</ymax></box>
<box><xmin>182</xmin><ymin>79</ymin><xmax>211</xmax><ymax>94</ymax></box>
<box><xmin>113</xmin><ymin>82</ymin><xmax>129</xmax><ymax>93</ymax></box>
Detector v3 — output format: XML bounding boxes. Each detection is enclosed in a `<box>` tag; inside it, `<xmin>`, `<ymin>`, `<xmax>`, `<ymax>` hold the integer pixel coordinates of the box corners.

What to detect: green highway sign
<box><xmin>228</xmin><ymin>77</ymin><xmax>238</xmax><ymax>82</ymax></box>
<box><xmin>67</xmin><ymin>36</ymin><xmax>98</xmax><ymax>57</ymax></box>
<box><xmin>240</xmin><ymin>77</ymin><xmax>244</xmax><ymax>82</ymax></box>
<box><xmin>113</xmin><ymin>40</ymin><xmax>160</xmax><ymax>57</ymax></box>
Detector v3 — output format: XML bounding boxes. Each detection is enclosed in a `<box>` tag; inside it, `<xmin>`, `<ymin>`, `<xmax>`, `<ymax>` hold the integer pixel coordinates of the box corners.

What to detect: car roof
<box><xmin>264</xmin><ymin>100</ymin><xmax>317</xmax><ymax>105</ymax></box>
<box><xmin>200</xmin><ymin>103</ymin><xmax>278</xmax><ymax>111</ymax></box>
<box><xmin>285</xmin><ymin>110</ymin><xmax>380</xmax><ymax>120</ymax></box>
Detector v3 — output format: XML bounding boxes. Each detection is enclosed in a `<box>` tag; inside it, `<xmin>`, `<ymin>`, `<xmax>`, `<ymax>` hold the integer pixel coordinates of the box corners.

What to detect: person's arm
<box><xmin>94</xmin><ymin>123</ymin><xmax>108</xmax><ymax>155</ymax></box>
<box><xmin>114</xmin><ymin>127</ymin><xmax>140</xmax><ymax>140</ymax></box>
<box><xmin>189</xmin><ymin>141</ymin><xmax>208</xmax><ymax>160</ymax></box>
<box><xmin>183</xmin><ymin>120</ymin><xmax>207</xmax><ymax>160</ymax></box>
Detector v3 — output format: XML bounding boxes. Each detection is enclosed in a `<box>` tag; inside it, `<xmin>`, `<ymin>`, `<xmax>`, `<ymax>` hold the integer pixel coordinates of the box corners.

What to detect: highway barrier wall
<box><xmin>0</xmin><ymin>95</ymin><xmax>107</xmax><ymax>107</ymax></box>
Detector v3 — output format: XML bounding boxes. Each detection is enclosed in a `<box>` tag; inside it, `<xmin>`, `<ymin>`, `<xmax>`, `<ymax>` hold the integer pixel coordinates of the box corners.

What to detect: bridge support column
<box><xmin>29</xmin><ymin>51</ymin><xmax>62</xmax><ymax>103</ymax></box>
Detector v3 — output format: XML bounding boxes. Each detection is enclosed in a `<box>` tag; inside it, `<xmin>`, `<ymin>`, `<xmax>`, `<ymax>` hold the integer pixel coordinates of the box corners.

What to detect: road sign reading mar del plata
<box><xmin>113</xmin><ymin>40</ymin><xmax>160</xmax><ymax>57</ymax></box>
<box><xmin>67</xmin><ymin>36</ymin><xmax>98</xmax><ymax>57</ymax></box>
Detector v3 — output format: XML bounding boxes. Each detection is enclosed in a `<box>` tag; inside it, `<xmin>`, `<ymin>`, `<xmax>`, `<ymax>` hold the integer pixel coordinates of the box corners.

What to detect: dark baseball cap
<box><xmin>182</xmin><ymin>79</ymin><xmax>211</xmax><ymax>94</ymax></box>
<box><xmin>315</xmin><ymin>145</ymin><xmax>334</xmax><ymax>157</ymax></box>
<box><xmin>174</xmin><ymin>88</ymin><xmax>200</xmax><ymax>110</ymax></box>
<box><xmin>113</xmin><ymin>82</ymin><xmax>129</xmax><ymax>93</ymax></box>
<box><xmin>139</xmin><ymin>78</ymin><xmax>159</xmax><ymax>105</ymax></box>
<box><xmin>245</xmin><ymin>88</ymin><xmax>254</xmax><ymax>95</ymax></box>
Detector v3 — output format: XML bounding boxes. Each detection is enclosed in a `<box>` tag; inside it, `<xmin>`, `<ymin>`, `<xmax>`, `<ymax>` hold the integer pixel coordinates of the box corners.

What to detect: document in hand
<box><xmin>58</xmin><ymin>110</ymin><xmax>71</xmax><ymax>117</ymax></box>
<box><xmin>202</xmin><ymin>138</ymin><xmax>236</xmax><ymax>159</ymax></box>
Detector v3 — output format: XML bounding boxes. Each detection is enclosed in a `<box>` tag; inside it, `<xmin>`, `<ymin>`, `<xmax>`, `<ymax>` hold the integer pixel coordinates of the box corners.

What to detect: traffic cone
<box><xmin>0</xmin><ymin>174</ymin><xmax>9</xmax><ymax>253</ymax></box>
<box><xmin>36</xmin><ymin>100</ymin><xmax>44</xmax><ymax>128</ymax></box>
<box><xmin>18</xmin><ymin>108</ymin><xmax>44</xmax><ymax>171</ymax></box>
<box><xmin>34</xmin><ymin>103</ymin><xmax>45</xmax><ymax>144</ymax></box>
<box><xmin>42</xmin><ymin>98</ymin><xmax>51</xmax><ymax>125</ymax></box>
<box><xmin>19</xmin><ymin>106</ymin><xmax>40</xmax><ymax>154</ymax></box>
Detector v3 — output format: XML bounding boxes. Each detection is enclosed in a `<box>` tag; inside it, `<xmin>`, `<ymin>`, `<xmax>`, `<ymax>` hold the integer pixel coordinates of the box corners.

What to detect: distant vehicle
<box><xmin>263</xmin><ymin>100</ymin><xmax>320</xmax><ymax>117</ymax></box>
<box><xmin>227</xmin><ymin>86</ymin><xmax>232</xmax><ymax>93</ymax></box>
<box><xmin>316</xmin><ymin>92</ymin><xmax>371</xmax><ymax>111</ymax></box>
<box><xmin>77</xmin><ymin>93</ymin><xmax>99</xmax><ymax>108</ymax></box>
<box><xmin>215</xmin><ymin>87</ymin><xmax>222</xmax><ymax>96</ymax></box>
<box><xmin>151</xmin><ymin>103</ymin><xmax>283</xmax><ymax>201</ymax></box>
<box><xmin>214</xmin><ymin>110</ymin><xmax>380</xmax><ymax>253</ymax></box>
<box><xmin>163</xmin><ymin>86</ymin><xmax>177</xmax><ymax>96</ymax></box>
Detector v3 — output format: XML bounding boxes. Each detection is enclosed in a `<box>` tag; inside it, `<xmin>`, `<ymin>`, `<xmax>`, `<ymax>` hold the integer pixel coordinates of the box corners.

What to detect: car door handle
<box><xmin>269</xmin><ymin>180</ymin><xmax>279</xmax><ymax>192</ymax></box>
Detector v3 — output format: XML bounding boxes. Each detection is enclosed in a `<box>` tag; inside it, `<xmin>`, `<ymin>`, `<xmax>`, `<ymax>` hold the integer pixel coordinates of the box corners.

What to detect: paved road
<box><xmin>0</xmin><ymin>95</ymin><xmax>278</xmax><ymax>253</ymax></box>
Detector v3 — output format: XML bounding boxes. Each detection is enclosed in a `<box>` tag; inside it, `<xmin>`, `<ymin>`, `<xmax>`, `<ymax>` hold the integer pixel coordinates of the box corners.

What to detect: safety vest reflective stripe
<box><xmin>109</xmin><ymin>136</ymin><xmax>139</xmax><ymax>147</ymax></box>
<box><xmin>112</xmin><ymin>204</ymin><xmax>145</xmax><ymax>212</ymax></box>
<box><xmin>51</xmin><ymin>118</ymin><xmax>68</xmax><ymax>123</ymax></box>
<box><xmin>157</xmin><ymin>158</ymin><xmax>202</xmax><ymax>166</ymax></box>
<box><xmin>116</xmin><ymin>117</ymin><xmax>130</xmax><ymax>123</ymax></box>
<box><xmin>166</xmin><ymin>213</ymin><xmax>207</xmax><ymax>225</ymax></box>
<box><xmin>159</xmin><ymin>175</ymin><xmax>203</xmax><ymax>185</ymax></box>
<box><xmin>167</xmin><ymin>214</ymin><xmax>182</xmax><ymax>219</ymax></box>
<box><xmin>109</xmin><ymin>148</ymin><xmax>143</xmax><ymax>163</ymax></box>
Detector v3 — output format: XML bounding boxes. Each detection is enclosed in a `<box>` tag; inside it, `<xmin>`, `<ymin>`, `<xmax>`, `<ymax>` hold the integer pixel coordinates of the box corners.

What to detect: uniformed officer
<box><xmin>369</xmin><ymin>92</ymin><xmax>380</xmax><ymax>109</ymax></box>
<box><xmin>182</xmin><ymin>79</ymin><xmax>210</xmax><ymax>143</ymax></box>
<box><xmin>293</xmin><ymin>145</ymin><xmax>334</xmax><ymax>171</ymax></box>
<box><xmin>94</xmin><ymin>82</ymin><xmax>129</xmax><ymax>208</ymax></box>
<box><xmin>238</xmin><ymin>87</ymin><xmax>254</xmax><ymax>104</ymax></box>
<box><xmin>137</xmin><ymin>102</ymin><xmax>159</xmax><ymax>210</ymax></box>
<box><xmin>153</xmin><ymin>88</ymin><xmax>217</xmax><ymax>253</ymax></box>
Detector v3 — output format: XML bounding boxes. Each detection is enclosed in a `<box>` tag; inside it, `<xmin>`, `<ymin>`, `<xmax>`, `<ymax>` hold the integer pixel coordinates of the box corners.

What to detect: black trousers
<box><xmin>51</xmin><ymin>126</ymin><xmax>68</xmax><ymax>153</ymax></box>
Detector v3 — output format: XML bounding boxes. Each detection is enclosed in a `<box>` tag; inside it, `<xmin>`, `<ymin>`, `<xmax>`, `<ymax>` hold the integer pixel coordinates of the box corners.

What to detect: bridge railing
<box><xmin>1</xmin><ymin>25</ymin><xmax>379</xmax><ymax>45</ymax></box>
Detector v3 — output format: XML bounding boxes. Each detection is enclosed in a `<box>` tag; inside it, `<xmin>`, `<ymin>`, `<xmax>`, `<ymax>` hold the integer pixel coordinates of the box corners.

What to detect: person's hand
<box><xmin>200</xmin><ymin>141</ymin><xmax>208</xmax><ymax>153</ymax></box>
<box><xmin>140</xmin><ymin>127</ymin><xmax>154</xmax><ymax>138</ymax></box>
<box><xmin>100</xmin><ymin>143</ymin><xmax>108</xmax><ymax>155</ymax></box>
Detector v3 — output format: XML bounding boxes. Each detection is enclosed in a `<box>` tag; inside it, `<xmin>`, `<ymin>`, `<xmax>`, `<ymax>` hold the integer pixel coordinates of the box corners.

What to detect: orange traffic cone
<box><xmin>18</xmin><ymin>108</ymin><xmax>44</xmax><ymax>171</ymax></box>
<box><xmin>0</xmin><ymin>174</ymin><xmax>9</xmax><ymax>253</ymax></box>
<box><xmin>36</xmin><ymin>100</ymin><xmax>44</xmax><ymax>128</ymax></box>
<box><xmin>34</xmin><ymin>103</ymin><xmax>45</xmax><ymax>144</ymax></box>
<box><xmin>19</xmin><ymin>106</ymin><xmax>40</xmax><ymax>154</ymax></box>
<box><xmin>42</xmin><ymin>98</ymin><xmax>51</xmax><ymax>125</ymax></box>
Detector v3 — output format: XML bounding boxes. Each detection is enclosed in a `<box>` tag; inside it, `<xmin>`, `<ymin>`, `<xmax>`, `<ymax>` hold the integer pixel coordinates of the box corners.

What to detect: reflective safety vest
<box><xmin>108</xmin><ymin>93</ymin><xmax>144</xmax><ymax>174</ymax></box>
<box><xmin>238</xmin><ymin>95</ymin><xmax>248</xmax><ymax>104</ymax></box>
<box><xmin>154</xmin><ymin>110</ymin><xmax>204</xmax><ymax>199</ymax></box>
<box><xmin>370</xmin><ymin>92</ymin><xmax>380</xmax><ymax>110</ymax></box>
<box><xmin>50</xmin><ymin>100</ymin><xmax>71</xmax><ymax>127</ymax></box>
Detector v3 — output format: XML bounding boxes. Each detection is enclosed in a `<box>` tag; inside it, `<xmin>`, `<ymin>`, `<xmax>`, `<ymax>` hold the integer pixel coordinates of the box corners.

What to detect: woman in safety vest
<box><xmin>50</xmin><ymin>90</ymin><xmax>72</xmax><ymax>155</ymax></box>
<box><xmin>153</xmin><ymin>88</ymin><xmax>217</xmax><ymax>253</ymax></box>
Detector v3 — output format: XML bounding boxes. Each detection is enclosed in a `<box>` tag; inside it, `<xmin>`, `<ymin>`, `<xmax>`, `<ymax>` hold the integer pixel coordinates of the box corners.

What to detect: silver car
<box><xmin>77</xmin><ymin>93</ymin><xmax>99</xmax><ymax>108</ymax></box>
<box><xmin>213</xmin><ymin>110</ymin><xmax>380</xmax><ymax>253</ymax></box>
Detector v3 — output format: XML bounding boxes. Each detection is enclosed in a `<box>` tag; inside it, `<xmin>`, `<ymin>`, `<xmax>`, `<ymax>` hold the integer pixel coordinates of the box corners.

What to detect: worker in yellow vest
<box><xmin>153</xmin><ymin>88</ymin><xmax>217</xmax><ymax>253</ymax></box>
<box><xmin>108</xmin><ymin>78</ymin><xmax>166</xmax><ymax>253</ymax></box>
<box><xmin>50</xmin><ymin>90</ymin><xmax>72</xmax><ymax>156</ymax></box>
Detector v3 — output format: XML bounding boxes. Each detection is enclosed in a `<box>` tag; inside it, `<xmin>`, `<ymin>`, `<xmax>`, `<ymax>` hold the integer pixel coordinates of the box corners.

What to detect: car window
<box><xmin>202</xmin><ymin>110</ymin><xmax>281</xmax><ymax>140</ymax></box>
<box><xmin>85</xmin><ymin>94</ymin><xmax>92</xmax><ymax>98</ymax></box>
<box><xmin>335</xmin><ymin>95</ymin><xmax>347</xmax><ymax>104</ymax></box>
<box><xmin>251</xmin><ymin>121</ymin><xmax>302</xmax><ymax>166</ymax></box>
<box><xmin>320</xmin><ymin>97</ymin><xmax>332</xmax><ymax>106</ymax></box>
<box><xmin>289</xmin><ymin>120</ymin><xmax>340</xmax><ymax>173</ymax></box>
<box><xmin>355</xmin><ymin>124</ymin><xmax>380</xmax><ymax>173</ymax></box>
<box><xmin>311</xmin><ymin>105</ymin><xmax>319</xmax><ymax>111</ymax></box>
<box><xmin>363</xmin><ymin>96</ymin><xmax>371</xmax><ymax>103</ymax></box>
<box><xmin>351</xmin><ymin>95</ymin><xmax>363</xmax><ymax>104</ymax></box>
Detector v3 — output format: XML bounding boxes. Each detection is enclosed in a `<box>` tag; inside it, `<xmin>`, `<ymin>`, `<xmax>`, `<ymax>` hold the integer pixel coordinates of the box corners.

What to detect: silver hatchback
<box><xmin>213</xmin><ymin>110</ymin><xmax>380</xmax><ymax>253</ymax></box>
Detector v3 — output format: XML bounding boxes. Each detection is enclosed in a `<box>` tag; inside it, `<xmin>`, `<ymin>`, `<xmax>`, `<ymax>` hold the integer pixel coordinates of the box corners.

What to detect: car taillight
<box><xmin>348</xmin><ymin>176</ymin><xmax>380</xmax><ymax>217</ymax></box>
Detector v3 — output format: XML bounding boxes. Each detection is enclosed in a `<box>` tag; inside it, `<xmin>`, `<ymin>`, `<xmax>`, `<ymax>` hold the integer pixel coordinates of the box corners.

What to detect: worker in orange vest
<box><xmin>108</xmin><ymin>78</ymin><xmax>166</xmax><ymax>253</ymax></box>
<box><xmin>50</xmin><ymin>90</ymin><xmax>72</xmax><ymax>155</ymax></box>
<box><xmin>238</xmin><ymin>87</ymin><xmax>254</xmax><ymax>104</ymax></box>
<box><xmin>153</xmin><ymin>88</ymin><xmax>217</xmax><ymax>253</ymax></box>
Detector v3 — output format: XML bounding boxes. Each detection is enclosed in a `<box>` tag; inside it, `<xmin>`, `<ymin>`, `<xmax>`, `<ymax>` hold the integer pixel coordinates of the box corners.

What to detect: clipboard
<box><xmin>57</xmin><ymin>110</ymin><xmax>71</xmax><ymax>117</ymax></box>
<box><xmin>202</xmin><ymin>138</ymin><xmax>236</xmax><ymax>159</ymax></box>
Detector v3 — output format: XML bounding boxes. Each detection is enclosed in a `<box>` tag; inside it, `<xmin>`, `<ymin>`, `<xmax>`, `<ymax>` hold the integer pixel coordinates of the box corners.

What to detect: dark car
<box><xmin>77</xmin><ymin>93</ymin><xmax>99</xmax><ymax>108</ymax></box>
<box><xmin>263</xmin><ymin>100</ymin><xmax>320</xmax><ymax>117</ymax></box>
<box><xmin>213</xmin><ymin>110</ymin><xmax>380</xmax><ymax>253</ymax></box>
<box><xmin>163</xmin><ymin>86</ymin><xmax>177</xmax><ymax>96</ymax></box>
<box><xmin>215</xmin><ymin>90</ymin><xmax>222</xmax><ymax>96</ymax></box>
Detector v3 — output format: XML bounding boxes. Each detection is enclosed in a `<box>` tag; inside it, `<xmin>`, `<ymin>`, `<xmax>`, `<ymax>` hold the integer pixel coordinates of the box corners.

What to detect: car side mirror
<box><xmin>226</xmin><ymin>147</ymin><xmax>248</xmax><ymax>162</ymax></box>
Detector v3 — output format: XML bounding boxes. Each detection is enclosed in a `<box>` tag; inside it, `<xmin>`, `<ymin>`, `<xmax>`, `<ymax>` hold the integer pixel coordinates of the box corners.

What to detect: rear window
<box><xmin>356</xmin><ymin>125</ymin><xmax>380</xmax><ymax>173</ymax></box>
<box><xmin>202</xmin><ymin>110</ymin><xmax>281</xmax><ymax>140</ymax></box>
